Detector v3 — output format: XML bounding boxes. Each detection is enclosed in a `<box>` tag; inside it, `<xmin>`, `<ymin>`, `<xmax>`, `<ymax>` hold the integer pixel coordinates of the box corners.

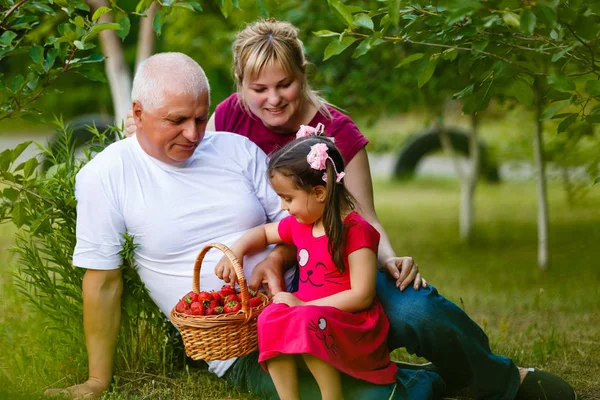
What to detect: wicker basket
<box><xmin>170</xmin><ymin>243</ymin><xmax>270</xmax><ymax>361</ymax></box>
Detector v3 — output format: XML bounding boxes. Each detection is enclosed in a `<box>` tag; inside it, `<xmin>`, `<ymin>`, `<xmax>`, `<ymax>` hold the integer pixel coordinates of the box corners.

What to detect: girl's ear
<box><xmin>313</xmin><ymin>185</ymin><xmax>327</xmax><ymax>202</ymax></box>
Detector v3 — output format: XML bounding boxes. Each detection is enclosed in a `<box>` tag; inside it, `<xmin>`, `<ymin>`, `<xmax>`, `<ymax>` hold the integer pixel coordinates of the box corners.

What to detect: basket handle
<box><xmin>193</xmin><ymin>243</ymin><xmax>253</xmax><ymax>316</ymax></box>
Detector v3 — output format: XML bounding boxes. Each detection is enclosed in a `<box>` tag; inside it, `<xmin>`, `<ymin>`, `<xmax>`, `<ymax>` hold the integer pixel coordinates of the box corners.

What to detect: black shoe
<box><xmin>515</xmin><ymin>368</ymin><xmax>576</xmax><ymax>400</ymax></box>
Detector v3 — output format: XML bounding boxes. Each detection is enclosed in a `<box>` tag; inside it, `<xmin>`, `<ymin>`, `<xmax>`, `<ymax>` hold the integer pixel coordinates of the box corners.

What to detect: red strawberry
<box><xmin>249</xmin><ymin>297</ymin><xmax>263</xmax><ymax>308</ymax></box>
<box><xmin>182</xmin><ymin>308</ymin><xmax>192</xmax><ymax>315</ymax></box>
<box><xmin>183</xmin><ymin>293</ymin><xmax>194</xmax><ymax>304</ymax></box>
<box><xmin>220</xmin><ymin>285</ymin><xmax>237</xmax><ymax>296</ymax></box>
<box><xmin>211</xmin><ymin>291</ymin><xmax>223</xmax><ymax>305</ymax></box>
<box><xmin>224</xmin><ymin>301</ymin><xmax>242</xmax><ymax>314</ymax></box>
<box><xmin>197</xmin><ymin>291</ymin><xmax>213</xmax><ymax>302</ymax></box>
<box><xmin>213</xmin><ymin>306</ymin><xmax>224</xmax><ymax>315</ymax></box>
<box><xmin>175</xmin><ymin>300</ymin><xmax>189</xmax><ymax>313</ymax></box>
<box><xmin>224</xmin><ymin>294</ymin><xmax>238</xmax><ymax>304</ymax></box>
<box><xmin>190</xmin><ymin>302</ymin><xmax>206</xmax><ymax>316</ymax></box>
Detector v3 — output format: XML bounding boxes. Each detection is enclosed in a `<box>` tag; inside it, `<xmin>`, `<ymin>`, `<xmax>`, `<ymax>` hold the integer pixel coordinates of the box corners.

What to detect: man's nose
<box><xmin>182</xmin><ymin>120</ymin><xmax>200</xmax><ymax>142</ymax></box>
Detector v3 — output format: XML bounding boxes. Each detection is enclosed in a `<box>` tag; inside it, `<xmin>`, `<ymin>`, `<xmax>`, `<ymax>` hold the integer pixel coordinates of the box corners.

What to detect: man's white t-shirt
<box><xmin>73</xmin><ymin>131</ymin><xmax>293</xmax><ymax>376</ymax></box>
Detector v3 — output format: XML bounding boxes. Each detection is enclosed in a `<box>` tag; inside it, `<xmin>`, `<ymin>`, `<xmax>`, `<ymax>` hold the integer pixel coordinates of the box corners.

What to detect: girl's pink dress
<box><xmin>257</xmin><ymin>211</ymin><xmax>397</xmax><ymax>385</ymax></box>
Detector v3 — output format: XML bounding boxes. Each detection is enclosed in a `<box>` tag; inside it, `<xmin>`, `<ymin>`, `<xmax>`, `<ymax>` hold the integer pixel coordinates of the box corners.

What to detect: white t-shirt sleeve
<box><xmin>72</xmin><ymin>165</ymin><xmax>125</xmax><ymax>270</ymax></box>
<box><xmin>241</xmin><ymin>139</ymin><xmax>286</xmax><ymax>223</ymax></box>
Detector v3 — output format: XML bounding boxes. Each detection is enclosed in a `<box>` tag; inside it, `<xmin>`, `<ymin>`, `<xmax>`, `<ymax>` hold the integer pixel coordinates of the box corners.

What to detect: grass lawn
<box><xmin>1</xmin><ymin>178</ymin><xmax>598</xmax><ymax>399</ymax></box>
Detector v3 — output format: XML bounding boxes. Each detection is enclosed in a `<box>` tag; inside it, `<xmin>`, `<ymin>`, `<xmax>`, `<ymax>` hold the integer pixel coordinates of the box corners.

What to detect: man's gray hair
<box><xmin>131</xmin><ymin>52</ymin><xmax>210</xmax><ymax>111</ymax></box>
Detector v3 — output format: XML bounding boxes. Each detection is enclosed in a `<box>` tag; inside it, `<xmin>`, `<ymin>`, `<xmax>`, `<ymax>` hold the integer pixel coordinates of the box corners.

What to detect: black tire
<box><xmin>393</xmin><ymin>127</ymin><xmax>500</xmax><ymax>182</ymax></box>
<box><xmin>42</xmin><ymin>114</ymin><xmax>116</xmax><ymax>171</ymax></box>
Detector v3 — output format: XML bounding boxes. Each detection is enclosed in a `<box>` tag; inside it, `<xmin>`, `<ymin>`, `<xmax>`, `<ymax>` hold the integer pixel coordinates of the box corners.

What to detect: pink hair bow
<box><xmin>296</xmin><ymin>122</ymin><xmax>325</xmax><ymax>139</ymax></box>
<box><xmin>306</xmin><ymin>143</ymin><xmax>345</xmax><ymax>183</ymax></box>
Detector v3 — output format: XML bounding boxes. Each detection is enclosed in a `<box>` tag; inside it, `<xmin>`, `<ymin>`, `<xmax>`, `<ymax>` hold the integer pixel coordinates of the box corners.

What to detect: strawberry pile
<box><xmin>175</xmin><ymin>285</ymin><xmax>263</xmax><ymax>316</ymax></box>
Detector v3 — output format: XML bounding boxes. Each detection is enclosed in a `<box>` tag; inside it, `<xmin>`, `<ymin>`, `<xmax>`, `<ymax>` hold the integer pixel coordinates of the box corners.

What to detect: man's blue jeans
<box><xmin>225</xmin><ymin>271</ymin><xmax>521</xmax><ymax>399</ymax></box>
<box><xmin>376</xmin><ymin>272</ymin><xmax>521</xmax><ymax>399</ymax></box>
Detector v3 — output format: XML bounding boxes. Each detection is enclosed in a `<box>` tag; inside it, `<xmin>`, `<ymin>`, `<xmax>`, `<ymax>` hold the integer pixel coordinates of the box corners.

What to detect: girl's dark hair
<box><xmin>268</xmin><ymin>136</ymin><xmax>355</xmax><ymax>272</ymax></box>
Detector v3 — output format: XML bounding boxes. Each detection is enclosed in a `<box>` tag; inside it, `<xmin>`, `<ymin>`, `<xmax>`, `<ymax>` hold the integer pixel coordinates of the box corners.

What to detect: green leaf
<box><xmin>352</xmin><ymin>32</ymin><xmax>383</xmax><ymax>59</ymax></box>
<box><xmin>453</xmin><ymin>84</ymin><xmax>474</xmax><ymax>99</ymax></box>
<box><xmin>85</xmin><ymin>22</ymin><xmax>122</xmax><ymax>41</ymax></box>
<box><xmin>29</xmin><ymin>45</ymin><xmax>44</xmax><ymax>65</ymax></box>
<box><xmin>116</xmin><ymin>12</ymin><xmax>131</xmax><ymax>41</ymax></box>
<box><xmin>585</xmin><ymin>80</ymin><xmax>600</xmax><ymax>97</ymax></box>
<box><xmin>536</xmin><ymin>5</ymin><xmax>556</xmax><ymax>28</ymax></box>
<box><xmin>511</xmin><ymin>79</ymin><xmax>534</xmax><ymax>106</ymax></box>
<box><xmin>92</xmin><ymin>6</ymin><xmax>112</xmax><ymax>22</ymax></box>
<box><xmin>594</xmin><ymin>177</ymin><xmax>600</xmax><ymax>185</ymax></box>
<box><xmin>540</xmin><ymin>101</ymin><xmax>570</xmax><ymax>120</ymax></box>
<box><xmin>11</xmin><ymin>202</ymin><xmax>25</xmax><ymax>227</ymax></box>
<box><xmin>43</xmin><ymin>48</ymin><xmax>58</xmax><ymax>72</ymax></box>
<box><xmin>520</xmin><ymin>9</ymin><xmax>536</xmax><ymax>35</ymax></box>
<box><xmin>395</xmin><ymin>53</ymin><xmax>424</xmax><ymax>68</ymax></box>
<box><xmin>11</xmin><ymin>142</ymin><xmax>32</xmax><ymax>162</ymax></box>
<box><xmin>503</xmin><ymin>12</ymin><xmax>520</xmax><ymax>28</ymax></box>
<box><xmin>171</xmin><ymin>2</ymin><xmax>192</xmax><ymax>11</ymax></box>
<box><xmin>388</xmin><ymin>0</ymin><xmax>400</xmax><ymax>27</ymax></box>
<box><xmin>313</xmin><ymin>30</ymin><xmax>341</xmax><ymax>38</ymax></box>
<box><xmin>548</xmin><ymin>74</ymin><xmax>575</xmax><ymax>92</ymax></box>
<box><xmin>442</xmin><ymin>48</ymin><xmax>458</xmax><ymax>62</ymax></box>
<box><xmin>323</xmin><ymin>36</ymin><xmax>357</xmax><ymax>61</ymax></box>
<box><xmin>73</xmin><ymin>16</ymin><xmax>86</xmax><ymax>28</ymax></box>
<box><xmin>2</xmin><ymin>187</ymin><xmax>19</xmax><ymax>202</ymax></box>
<box><xmin>78</xmin><ymin>67</ymin><xmax>107</xmax><ymax>82</ymax></box>
<box><xmin>23</xmin><ymin>158</ymin><xmax>39</xmax><ymax>178</ymax></box>
<box><xmin>153</xmin><ymin>11</ymin><xmax>165</xmax><ymax>36</ymax></box>
<box><xmin>11</xmin><ymin>75</ymin><xmax>25</xmax><ymax>93</ymax></box>
<box><xmin>418</xmin><ymin>58</ymin><xmax>437</xmax><ymax>88</ymax></box>
<box><xmin>328</xmin><ymin>0</ymin><xmax>354</xmax><ymax>27</ymax></box>
<box><xmin>0</xmin><ymin>31</ymin><xmax>17</xmax><ymax>47</ymax></box>
<box><xmin>557</xmin><ymin>113</ymin><xmax>577</xmax><ymax>133</ymax></box>
<box><xmin>353</xmin><ymin>14</ymin><xmax>374</xmax><ymax>30</ymax></box>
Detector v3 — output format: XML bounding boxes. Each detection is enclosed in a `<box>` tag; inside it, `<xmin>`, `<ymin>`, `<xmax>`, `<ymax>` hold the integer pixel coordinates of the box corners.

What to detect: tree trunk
<box><xmin>135</xmin><ymin>1</ymin><xmax>159</xmax><ymax>69</ymax></box>
<box><xmin>459</xmin><ymin>113</ymin><xmax>480</xmax><ymax>242</ymax></box>
<box><xmin>86</xmin><ymin>0</ymin><xmax>131</xmax><ymax>128</ymax></box>
<box><xmin>534</xmin><ymin>90</ymin><xmax>550</xmax><ymax>270</ymax></box>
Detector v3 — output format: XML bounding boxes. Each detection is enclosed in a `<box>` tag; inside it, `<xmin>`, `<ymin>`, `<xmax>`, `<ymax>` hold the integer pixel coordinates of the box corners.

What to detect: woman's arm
<box><xmin>272</xmin><ymin>247</ymin><xmax>377</xmax><ymax>313</ymax></box>
<box><xmin>343</xmin><ymin>148</ymin><xmax>426</xmax><ymax>290</ymax></box>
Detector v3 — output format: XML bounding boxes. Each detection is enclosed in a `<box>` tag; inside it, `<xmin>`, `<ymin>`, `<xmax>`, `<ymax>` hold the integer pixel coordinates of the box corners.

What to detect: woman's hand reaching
<box><xmin>382</xmin><ymin>256</ymin><xmax>427</xmax><ymax>291</ymax></box>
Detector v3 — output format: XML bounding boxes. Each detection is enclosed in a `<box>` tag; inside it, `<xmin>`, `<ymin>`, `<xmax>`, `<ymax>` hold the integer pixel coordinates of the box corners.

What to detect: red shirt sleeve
<box><xmin>213</xmin><ymin>94</ymin><xmax>239</xmax><ymax>132</ymax></box>
<box><xmin>344</xmin><ymin>212</ymin><xmax>380</xmax><ymax>256</ymax></box>
<box><xmin>277</xmin><ymin>216</ymin><xmax>295</xmax><ymax>245</ymax></box>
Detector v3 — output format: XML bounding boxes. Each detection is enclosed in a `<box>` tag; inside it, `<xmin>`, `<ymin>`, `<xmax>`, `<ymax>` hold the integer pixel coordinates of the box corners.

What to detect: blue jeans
<box><xmin>225</xmin><ymin>271</ymin><xmax>520</xmax><ymax>399</ymax></box>
<box><xmin>377</xmin><ymin>271</ymin><xmax>520</xmax><ymax>399</ymax></box>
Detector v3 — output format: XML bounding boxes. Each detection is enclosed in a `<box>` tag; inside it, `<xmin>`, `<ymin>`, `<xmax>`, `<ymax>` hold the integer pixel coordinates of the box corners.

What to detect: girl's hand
<box><xmin>124</xmin><ymin>110</ymin><xmax>136</xmax><ymax>137</ymax></box>
<box><xmin>382</xmin><ymin>257</ymin><xmax>427</xmax><ymax>291</ymax></box>
<box><xmin>272</xmin><ymin>292</ymin><xmax>304</xmax><ymax>307</ymax></box>
<box><xmin>214</xmin><ymin>256</ymin><xmax>238</xmax><ymax>287</ymax></box>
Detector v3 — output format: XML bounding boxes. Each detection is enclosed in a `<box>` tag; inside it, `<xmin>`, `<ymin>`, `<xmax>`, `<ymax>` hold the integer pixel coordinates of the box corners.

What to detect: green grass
<box><xmin>1</xmin><ymin>179</ymin><xmax>599</xmax><ymax>399</ymax></box>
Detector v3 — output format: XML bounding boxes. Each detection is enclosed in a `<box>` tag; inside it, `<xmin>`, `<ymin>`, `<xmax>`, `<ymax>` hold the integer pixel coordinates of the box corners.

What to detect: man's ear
<box><xmin>132</xmin><ymin>101</ymin><xmax>143</xmax><ymax>122</ymax></box>
<box><xmin>314</xmin><ymin>185</ymin><xmax>327</xmax><ymax>202</ymax></box>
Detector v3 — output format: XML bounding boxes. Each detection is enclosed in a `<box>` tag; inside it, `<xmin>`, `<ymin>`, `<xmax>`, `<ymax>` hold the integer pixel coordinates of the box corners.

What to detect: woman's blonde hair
<box><xmin>232</xmin><ymin>18</ymin><xmax>332</xmax><ymax>119</ymax></box>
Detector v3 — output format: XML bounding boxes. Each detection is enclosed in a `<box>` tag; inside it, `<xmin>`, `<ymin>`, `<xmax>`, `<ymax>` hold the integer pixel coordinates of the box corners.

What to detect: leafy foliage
<box><xmin>0</xmin><ymin>121</ymin><xmax>177</xmax><ymax>375</ymax></box>
<box><xmin>315</xmin><ymin>0</ymin><xmax>600</xmax><ymax>134</ymax></box>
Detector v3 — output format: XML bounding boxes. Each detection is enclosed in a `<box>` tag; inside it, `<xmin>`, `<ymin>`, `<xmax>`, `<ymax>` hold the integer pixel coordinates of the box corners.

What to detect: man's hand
<box><xmin>272</xmin><ymin>292</ymin><xmax>303</xmax><ymax>307</ymax></box>
<box><xmin>248</xmin><ymin>256</ymin><xmax>285</xmax><ymax>296</ymax></box>
<box><xmin>382</xmin><ymin>256</ymin><xmax>427</xmax><ymax>291</ymax></box>
<box><xmin>44</xmin><ymin>378</ymin><xmax>107</xmax><ymax>399</ymax></box>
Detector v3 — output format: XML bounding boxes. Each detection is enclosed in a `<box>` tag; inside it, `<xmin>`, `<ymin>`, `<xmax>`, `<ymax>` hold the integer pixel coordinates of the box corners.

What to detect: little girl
<box><xmin>215</xmin><ymin>132</ymin><xmax>397</xmax><ymax>400</ymax></box>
